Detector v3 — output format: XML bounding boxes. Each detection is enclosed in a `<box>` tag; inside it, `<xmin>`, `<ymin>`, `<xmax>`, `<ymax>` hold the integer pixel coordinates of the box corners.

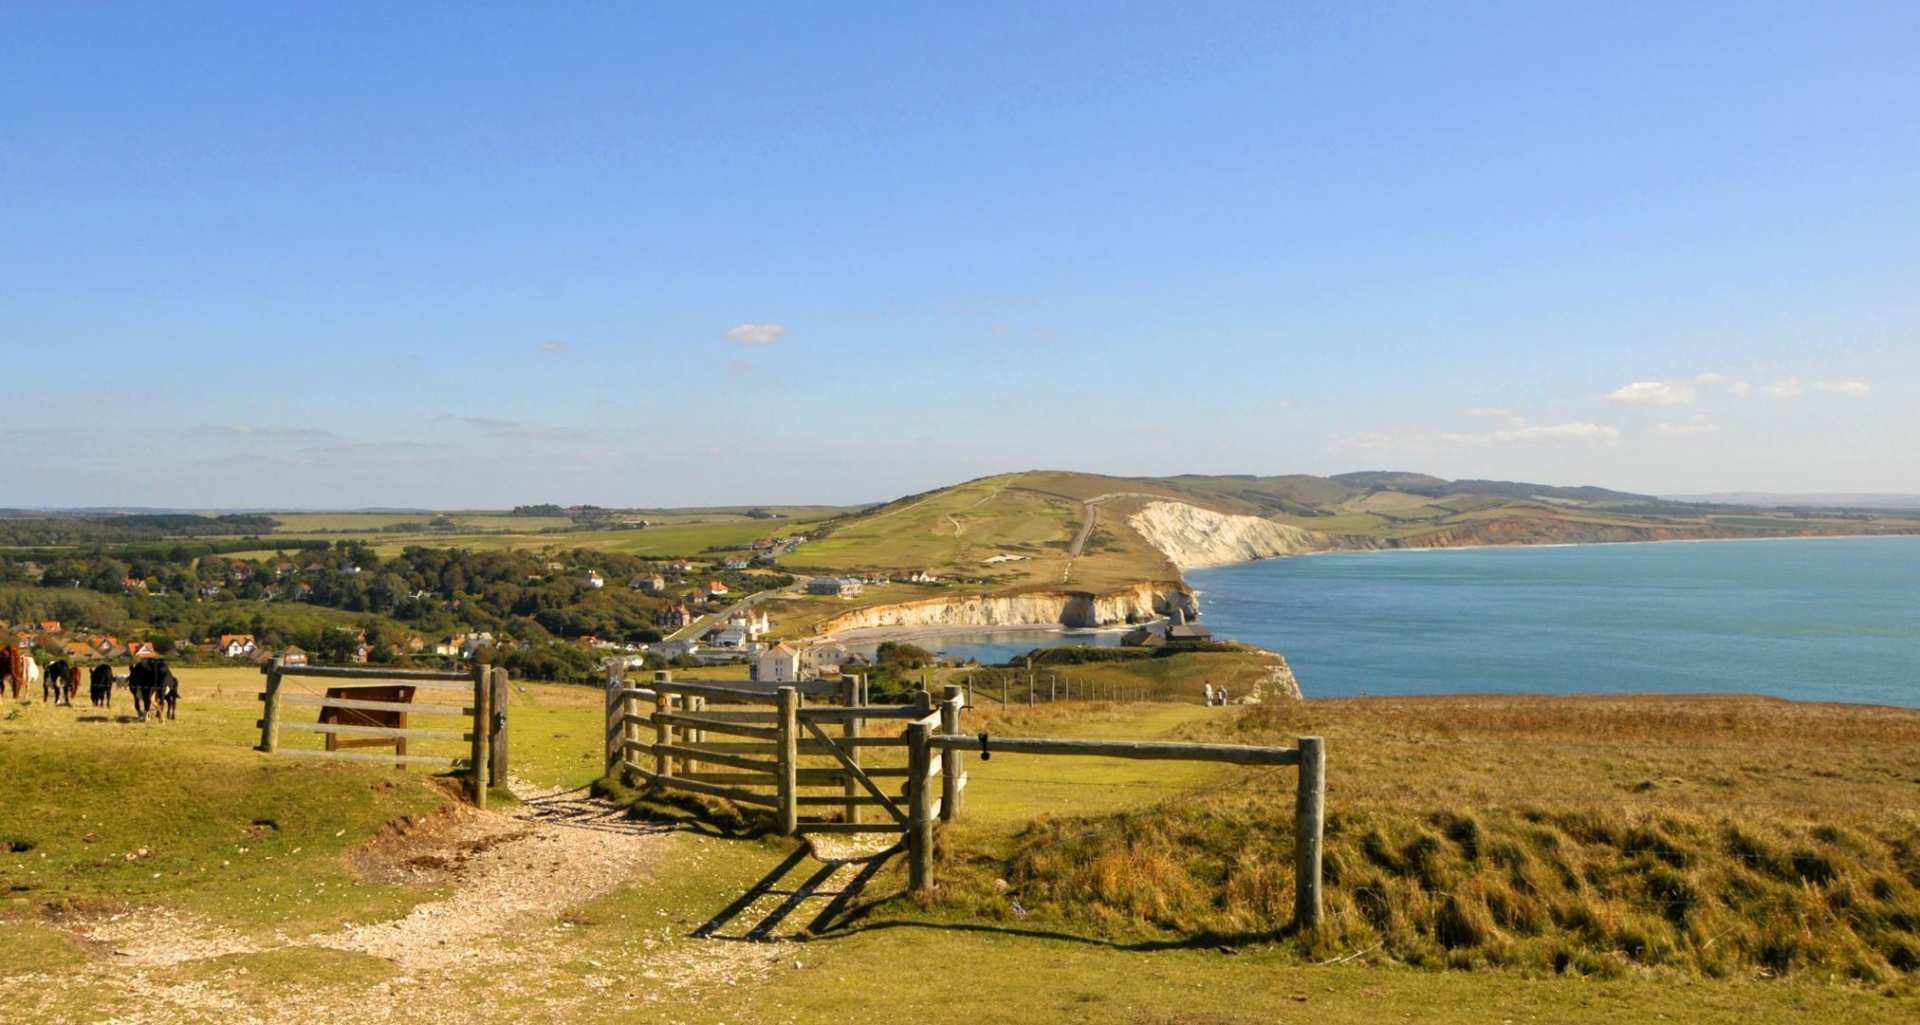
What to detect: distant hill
<box><xmin>1663</xmin><ymin>492</ymin><xmax>1920</xmax><ymax>511</ymax></box>
<box><xmin>778</xmin><ymin>469</ymin><xmax>1920</xmax><ymax>623</ymax></box>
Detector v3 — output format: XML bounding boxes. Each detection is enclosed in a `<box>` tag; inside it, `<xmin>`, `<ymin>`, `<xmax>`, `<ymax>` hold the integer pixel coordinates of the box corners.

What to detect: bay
<box><xmin>1185</xmin><ymin>536</ymin><xmax>1920</xmax><ymax>706</ymax></box>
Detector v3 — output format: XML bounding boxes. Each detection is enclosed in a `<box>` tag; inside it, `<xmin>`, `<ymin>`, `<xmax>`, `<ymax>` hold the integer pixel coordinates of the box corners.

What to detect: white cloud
<box><xmin>725</xmin><ymin>323</ymin><xmax>788</xmax><ymax>346</ymax></box>
<box><xmin>1606</xmin><ymin>381</ymin><xmax>1695</xmax><ymax>405</ymax></box>
<box><xmin>1653</xmin><ymin>415</ymin><xmax>1718</xmax><ymax>437</ymax></box>
<box><xmin>536</xmin><ymin>339</ymin><xmax>569</xmax><ymax>355</ymax></box>
<box><xmin>1726</xmin><ymin>381</ymin><xmax>1753</xmax><ymax>398</ymax></box>
<box><xmin>1813</xmin><ymin>380</ymin><xmax>1871</xmax><ymax>396</ymax></box>
<box><xmin>1488</xmin><ymin>422</ymin><xmax>1620</xmax><ymax>444</ymax></box>
<box><xmin>1335</xmin><ymin>422</ymin><xmax>1619</xmax><ymax>451</ymax></box>
<box><xmin>1761</xmin><ymin>378</ymin><xmax>1805</xmax><ymax>399</ymax></box>
<box><xmin>1694</xmin><ymin>372</ymin><xmax>1727</xmax><ymax>386</ymax></box>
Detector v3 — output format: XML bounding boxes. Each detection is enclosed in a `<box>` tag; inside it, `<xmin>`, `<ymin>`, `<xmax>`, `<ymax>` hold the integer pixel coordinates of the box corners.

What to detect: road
<box><xmin>666</xmin><ymin>575</ymin><xmax>810</xmax><ymax>642</ymax></box>
<box><xmin>1062</xmin><ymin>491</ymin><xmax>1169</xmax><ymax>583</ymax></box>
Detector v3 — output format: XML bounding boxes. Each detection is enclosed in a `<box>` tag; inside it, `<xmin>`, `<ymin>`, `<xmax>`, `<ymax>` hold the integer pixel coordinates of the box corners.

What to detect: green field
<box><xmin>4</xmin><ymin>668</ymin><xmax>1915</xmax><ymax>1023</ymax></box>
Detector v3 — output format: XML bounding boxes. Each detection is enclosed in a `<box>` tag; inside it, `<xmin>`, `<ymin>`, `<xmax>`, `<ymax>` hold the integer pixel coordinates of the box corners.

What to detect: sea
<box><xmin>1185</xmin><ymin>535</ymin><xmax>1920</xmax><ymax>707</ymax></box>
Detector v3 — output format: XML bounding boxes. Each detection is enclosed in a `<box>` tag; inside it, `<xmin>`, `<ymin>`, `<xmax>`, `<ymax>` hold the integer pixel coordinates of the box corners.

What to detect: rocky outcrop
<box><xmin>813</xmin><ymin>582</ymin><xmax>1196</xmax><ymax>636</ymax></box>
<box><xmin>1127</xmin><ymin>501</ymin><xmax>1328</xmax><ymax>570</ymax></box>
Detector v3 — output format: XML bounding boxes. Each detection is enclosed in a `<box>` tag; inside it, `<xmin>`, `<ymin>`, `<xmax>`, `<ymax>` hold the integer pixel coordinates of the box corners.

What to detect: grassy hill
<box><xmin>768</xmin><ymin>470</ymin><xmax>1920</xmax><ymax>632</ymax></box>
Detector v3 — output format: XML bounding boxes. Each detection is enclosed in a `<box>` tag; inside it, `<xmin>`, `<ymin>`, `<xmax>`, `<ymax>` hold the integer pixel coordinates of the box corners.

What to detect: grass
<box><xmin>4</xmin><ymin>670</ymin><xmax>1918</xmax><ymax>1022</ymax></box>
<box><xmin>927</xmin><ymin>695</ymin><xmax>1920</xmax><ymax>985</ymax></box>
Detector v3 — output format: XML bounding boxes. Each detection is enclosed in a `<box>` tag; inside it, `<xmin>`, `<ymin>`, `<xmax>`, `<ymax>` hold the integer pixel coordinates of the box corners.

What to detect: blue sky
<box><xmin>3</xmin><ymin>3</ymin><xmax>1916</xmax><ymax>508</ymax></box>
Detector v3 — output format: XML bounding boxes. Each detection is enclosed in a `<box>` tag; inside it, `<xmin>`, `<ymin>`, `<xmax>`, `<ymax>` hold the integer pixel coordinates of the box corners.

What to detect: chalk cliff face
<box><xmin>1127</xmin><ymin>501</ymin><xmax>1327</xmax><ymax>570</ymax></box>
<box><xmin>814</xmin><ymin>582</ymin><xmax>1195</xmax><ymax>636</ymax></box>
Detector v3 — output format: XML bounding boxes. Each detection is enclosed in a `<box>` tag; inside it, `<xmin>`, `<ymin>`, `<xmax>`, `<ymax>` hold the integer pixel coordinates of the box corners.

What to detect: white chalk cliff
<box><xmin>813</xmin><ymin>582</ymin><xmax>1194</xmax><ymax>636</ymax></box>
<box><xmin>1127</xmin><ymin>501</ymin><xmax>1326</xmax><ymax>570</ymax></box>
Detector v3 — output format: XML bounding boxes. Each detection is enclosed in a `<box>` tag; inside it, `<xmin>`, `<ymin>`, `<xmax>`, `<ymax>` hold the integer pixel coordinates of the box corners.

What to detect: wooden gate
<box><xmin>605</xmin><ymin>670</ymin><xmax>960</xmax><ymax>839</ymax></box>
<box><xmin>258</xmin><ymin>661</ymin><xmax>507</xmax><ymax>807</ymax></box>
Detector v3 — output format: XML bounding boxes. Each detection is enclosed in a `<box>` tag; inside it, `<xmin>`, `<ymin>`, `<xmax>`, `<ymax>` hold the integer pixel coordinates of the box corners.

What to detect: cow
<box><xmin>89</xmin><ymin>663</ymin><xmax>114</xmax><ymax>708</ymax></box>
<box><xmin>43</xmin><ymin>660</ymin><xmax>80</xmax><ymax>706</ymax></box>
<box><xmin>128</xmin><ymin>659</ymin><xmax>180</xmax><ymax>721</ymax></box>
<box><xmin>0</xmin><ymin>645</ymin><xmax>18</xmax><ymax>700</ymax></box>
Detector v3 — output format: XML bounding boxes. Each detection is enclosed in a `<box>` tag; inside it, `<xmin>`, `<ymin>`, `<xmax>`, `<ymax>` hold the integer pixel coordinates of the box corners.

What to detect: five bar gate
<box><xmin>608</xmin><ymin>670</ymin><xmax>1326</xmax><ymax>928</ymax></box>
<box><xmin>258</xmin><ymin>660</ymin><xmax>508</xmax><ymax>808</ymax></box>
<box><xmin>604</xmin><ymin>670</ymin><xmax>955</xmax><ymax>839</ymax></box>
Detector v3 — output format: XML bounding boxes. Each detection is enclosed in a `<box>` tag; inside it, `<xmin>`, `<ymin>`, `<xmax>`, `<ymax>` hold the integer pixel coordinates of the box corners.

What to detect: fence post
<box><xmin>1293</xmin><ymin>735</ymin><xmax>1326</xmax><ymax>930</ymax></box>
<box><xmin>1028</xmin><ymin>671</ymin><xmax>1035</xmax><ymax>705</ymax></box>
<box><xmin>258</xmin><ymin>659</ymin><xmax>284</xmax><ymax>753</ymax></box>
<box><xmin>776</xmin><ymin>685</ymin><xmax>799</xmax><ymax>836</ymax></box>
<box><xmin>940</xmin><ymin>684</ymin><xmax>963</xmax><ymax>822</ymax></box>
<box><xmin>840</xmin><ymin>674</ymin><xmax>861</xmax><ymax>825</ymax></box>
<box><xmin>489</xmin><ymin>667</ymin><xmax>509</xmax><ymax>783</ymax></box>
<box><xmin>471</xmin><ymin>664</ymin><xmax>491</xmax><ymax>809</ymax></box>
<box><xmin>686</xmin><ymin>694</ymin><xmax>704</xmax><ymax>776</ymax></box>
<box><xmin>604</xmin><ymin>666</ymin><xmax>625</xmax><ymax>776</ymax></box>
<box><xmin>653</xmin><ymin>671</ymin><xmax>672</xmax><ymax>780</ymax></box>
<box><xmin>907</xmin><ymin>719</ymin><xmax>934</xmax><ymax>893</ymax></box>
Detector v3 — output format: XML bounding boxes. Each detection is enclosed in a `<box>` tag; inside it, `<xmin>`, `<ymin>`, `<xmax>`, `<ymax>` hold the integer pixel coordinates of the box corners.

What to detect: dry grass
<box><xmin>933</xmin><ymin>695</ymin><xmax>1920</xmax><ymax>984</ymax></box>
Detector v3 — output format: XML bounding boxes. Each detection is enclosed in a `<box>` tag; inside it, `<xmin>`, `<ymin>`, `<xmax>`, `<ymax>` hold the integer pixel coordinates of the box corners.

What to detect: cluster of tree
<box><xmin>0</xmin><ymin>513</ymin><xmax>277</xmax><ymax>547</ymax></box>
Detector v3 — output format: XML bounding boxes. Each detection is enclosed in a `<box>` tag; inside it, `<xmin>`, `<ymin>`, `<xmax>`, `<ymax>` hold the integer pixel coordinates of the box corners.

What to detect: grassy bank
<box><xmin>926</xmin><ymin>695</ymin><xmax>1920</xmax><ymax>984</ymax></box>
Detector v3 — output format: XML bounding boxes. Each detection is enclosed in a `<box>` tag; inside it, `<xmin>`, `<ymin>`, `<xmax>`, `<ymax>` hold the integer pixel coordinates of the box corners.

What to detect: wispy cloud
<box><xmin>1653</xmin><ymin>415</ymin><xmax>1718</xmax><ymax>437</ymax></box>
<box><xmin>536</xmin><ymin>339</ymin><xmax>569</xmax><ymax>355</ymax></box>
<box><xmin>1337</xmin><ymin>422</ymin><xmax>1620</xmax><ymax>451</ymax></box>
<box><xmin>1605</xmin><ymin>381</ymin><xmax>1695</xmax><ymax>406</ymax></box>
<box><xmin>190</xmin><ymin>424</ymin><xmax>340</xmax><ymax>442</ymax></box>
<box><xmin>436</xmin><ymin>414</ymin><xmax>585</xmax><ymax>442</ymax></box>
<box><xmin>725</xmin><ymin>323</ymin><xmax>787</xmax><ymax>346</ymax></box>
<box><xmin>1813</xmin><ymin>380</ymin><xmax>1871</xmax><ymax>396</ymax></box>
<box><xmin>1761</xmin><ymin>378</ymin><xmax>1805</xmax><ymax>399</ymax></box>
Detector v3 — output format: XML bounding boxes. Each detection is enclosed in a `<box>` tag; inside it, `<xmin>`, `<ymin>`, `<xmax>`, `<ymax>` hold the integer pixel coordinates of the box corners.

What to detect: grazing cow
<box><xmin>90</xmin><ymin>663</ymin><xmax>115</xmax><ymax>708</ymax></box>
<box><xmin>0</xmin><ymin>645</ymin><xmax>19</xmax><ymax>699</ymax></box>
<box><xmin>128</xmin><ymin>659</ymin><xmax>180</xmax><ymax>721</ymax></box>
<box><xmin>43</xmin><ymin>660</ymin><xmax>80</xmax><ymax>706</ymax></box>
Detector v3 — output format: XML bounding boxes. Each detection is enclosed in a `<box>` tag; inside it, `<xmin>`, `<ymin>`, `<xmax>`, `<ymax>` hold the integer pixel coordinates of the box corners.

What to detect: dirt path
<box><xmin>18</xmin><ymin>781</ymin><xmax>790</xmax><ymax>1024</ymax></box>
<box><xmin>74</xmin><ymin>780</ymin><xmax>672</xmax><ymax>970</ymax></box>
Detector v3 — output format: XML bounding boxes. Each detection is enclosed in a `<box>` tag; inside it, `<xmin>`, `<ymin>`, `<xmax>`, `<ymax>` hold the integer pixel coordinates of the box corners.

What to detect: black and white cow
<box><xmin>128</xmin><ymin>659</ymin><xmax>180</xmax><ymax>721</ymax></box>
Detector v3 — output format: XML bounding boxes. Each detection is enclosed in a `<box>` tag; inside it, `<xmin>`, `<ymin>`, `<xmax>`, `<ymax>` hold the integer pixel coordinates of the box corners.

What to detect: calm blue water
<box><xmin>1186</xmin><ymin>537</ymin><xmax>1920</xmax><ymax>706</ymax></box>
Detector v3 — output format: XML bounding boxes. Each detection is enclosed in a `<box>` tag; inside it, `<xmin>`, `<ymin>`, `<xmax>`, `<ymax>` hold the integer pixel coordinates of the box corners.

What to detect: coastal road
<box><xmin>667</xmin><ymin>576</ymin><xmax>810</xmax><ymax>642</ymax></box>
<box><xmin>1063</xmin><ymin>491</ymin><xmax>1170</xmax><ymax>582</ymax></box>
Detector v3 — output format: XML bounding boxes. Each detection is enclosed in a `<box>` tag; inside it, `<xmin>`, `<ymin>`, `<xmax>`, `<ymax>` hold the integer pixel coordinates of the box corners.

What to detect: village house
<box><xmin>704</xmin><ymin>626</ymin><xmax>751</xmax><ymax>650</ymax></box>
<box><xmin>722</xmin><ymin>556</ymin><xmax>751</xmax><ymax>571</ymax></box>
<box><xmin>279</xmin><ymin>645</ymin><xmax>309</xmax><ymax>666</ymax></box>
<box><xmin>725</xmin><ymin>609</ymin><xmax>771</xmax><ymax>638</ymax></box>
<box><xmin>20</xmin><ymin>561</ymin><xmax>45</xmax><ymax>581</ymax></box>
<box><xmin>807</xmin><ymin>577</ymin><xmax>863</xmax><ymax>598</ymax></box>
<box><xmin>585</xmin><ymin>570</ymin><xmax>605</xmax><ymax>589</ymax></box>
<box><xmin>665</xmin><ymin>559</ymin><xmax>695</xmax><ymax>575</ymax></box>
<box><xmin>217</xmin><ymin>634</ymin><xmax>258</xmax><ymax>658</ymax></box>
<box><xmin>654</xmin><ymin>603</ymin><xmax>694</xmax><ymax>629</ymax></box>
<box><xmin>62</xmin><ymin>639</ymin><xmax>94</xmax><ymax>660</ymax></box>
<box><xmin>752</xmin><ymin>642</ymin><xmax>803</xmax><ymax>684</ymax></box>
<box><xmin>39</xmin><ymin>620</ymin><xmax>62</xmax><ymax>634</ymax></box>
<box><xmin>126</xmin><ymin>641</ymin><xmax>158</xmax><ymax>659</ymax></box>
<box><xmin>654</xmin><ymin>638</ymin><xmax>700</xmax><ymax>660</ymax></box>
<box><xmin>629</xmin><ymin>574</ymin><xmax>666</xmax><ymax>593</ymax></box>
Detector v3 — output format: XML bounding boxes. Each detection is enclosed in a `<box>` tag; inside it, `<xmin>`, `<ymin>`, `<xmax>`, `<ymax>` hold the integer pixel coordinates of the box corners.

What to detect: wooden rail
<box><xmin>257</xmin><ymin>660</ymin><xmax>505</xmax><ymax>806</ymax></box>
<box><xmin>606</xmin><ymin>669</ymin><xmax>922</xmax><ymax>840</ymax></box>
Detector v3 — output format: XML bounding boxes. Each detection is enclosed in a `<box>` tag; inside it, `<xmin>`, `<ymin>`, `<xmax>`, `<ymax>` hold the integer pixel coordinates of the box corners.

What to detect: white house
<box><xmin>655</xmin><ymin>638</ymin><xmax>700</xmax><ymax>660</ymax></box>
<box><xmin>722</xmin><ymin>556</ymin><xmax>751</xmax><ymax>571</ymax></box>
<box><xmin>585</xmin><ymin>571</ymin><xmax>605</xmax><ymax>589</ymax></box>
<box><xmin>753</xmin><ymin>643</ymin><xmax>802</xmax><ymax>684</ymax></box>
<box><xmin>726</xmin><ymin>609</ymin><xmax>771</xmax><ymax>638</ymax></box>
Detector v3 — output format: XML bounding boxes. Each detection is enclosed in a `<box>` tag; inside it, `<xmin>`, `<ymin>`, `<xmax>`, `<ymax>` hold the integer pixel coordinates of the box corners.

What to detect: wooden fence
<box><xmin>604</xmin><ymin>670</ymin><xmax>953</xmax><ymax>839</ymax></box>
<box><xmin>606</xmin><ymin>670</ymin><xmax>1324</xmax><ymax>927</ymax></box>
<box><xmin>257</xmin><ymin>661</ymin><xmax>507</xmax><ymax>808</ymax></box>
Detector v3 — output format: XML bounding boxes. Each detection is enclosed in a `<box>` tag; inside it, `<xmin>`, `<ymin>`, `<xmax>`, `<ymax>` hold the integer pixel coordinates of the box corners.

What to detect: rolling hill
<box><xmin>767</xmin><ymin>469</ymin><xmax>1920</xmax><ymax>638</ymax></box>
